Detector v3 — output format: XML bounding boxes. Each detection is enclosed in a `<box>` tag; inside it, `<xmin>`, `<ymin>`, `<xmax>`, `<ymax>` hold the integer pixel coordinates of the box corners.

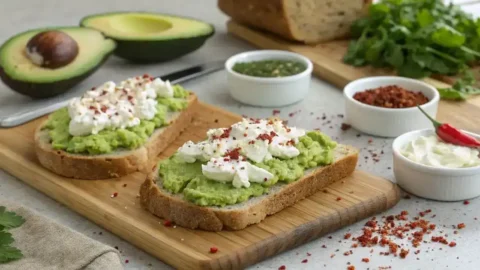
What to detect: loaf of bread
<box><xmin>218</xmin><ymin>0</ymin><xmax>371</xmax><ymax>44</ymax></box>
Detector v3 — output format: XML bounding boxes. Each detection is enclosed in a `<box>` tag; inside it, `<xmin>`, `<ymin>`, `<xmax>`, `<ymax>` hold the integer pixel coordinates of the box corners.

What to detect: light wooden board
<box><xmin>227</xmin><ymin>20</ymin><xmax>480</xmax><ymax>134</ymax></box>
<box><xmin>0</xmin><ymin>102</ymin><xmax>400</xmax><ymax>269</ymax></box>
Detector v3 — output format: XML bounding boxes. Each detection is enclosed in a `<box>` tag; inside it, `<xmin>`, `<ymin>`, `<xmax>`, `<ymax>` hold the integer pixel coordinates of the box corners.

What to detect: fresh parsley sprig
<box><xmin>344</xmin><ymin>0</ymin><xmax>480</xmax><ymax>100</ymax></box>
<box><xmin>0</xmin><ymin>206</ymin><xmax>25</xmax><ymax>263</ymax></box>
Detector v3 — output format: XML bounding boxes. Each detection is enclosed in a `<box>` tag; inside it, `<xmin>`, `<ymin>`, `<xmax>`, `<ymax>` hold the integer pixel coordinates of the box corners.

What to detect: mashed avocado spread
<box><xmin>44</xmin><ymin>85</ymin><xmax>189</xmax><ymax>155</ymax></box>
<box><xmin>159</xmin><ymin>131</ymin><xmax>337</xmax><ymax>207</ymax></box>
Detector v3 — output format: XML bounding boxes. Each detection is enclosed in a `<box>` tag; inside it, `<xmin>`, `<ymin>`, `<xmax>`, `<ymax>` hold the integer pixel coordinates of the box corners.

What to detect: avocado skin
<box><xmin>112</xmin><ymin>33</ymin><xmax>214</xmax><ymax>63</ymax></box>
<box><xmin>0</xmin><ymin>53</ymin><xmax>111</xmax><ymax>99</ymax></box>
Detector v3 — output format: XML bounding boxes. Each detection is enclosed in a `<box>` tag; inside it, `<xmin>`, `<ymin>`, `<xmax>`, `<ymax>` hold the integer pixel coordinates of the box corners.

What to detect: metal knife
<box><xmin>0</xmin><ymin>60</ymin><xmax>225</xmax><ymax>127</ymax></box>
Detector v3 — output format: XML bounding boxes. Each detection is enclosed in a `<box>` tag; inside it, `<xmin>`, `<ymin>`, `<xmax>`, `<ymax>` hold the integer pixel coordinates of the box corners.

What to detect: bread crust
<box><xmin>219</xmin><ymin>0</ymin><xmax>296</xmax><ymax>41</ymax></box>
<box><xmin>140</xmin><ymin>145</ymin><xmax>359</xmax><ymax>231</ymax></box>
<box><xmin>219</xmin><ymin>0</ymin><xmax>372</xmax><ymax>43</ymax></box>
<box><xmin>34</xmin><ymin>94</ymin><xmax>198</xmax><ymax>180</ymax></box>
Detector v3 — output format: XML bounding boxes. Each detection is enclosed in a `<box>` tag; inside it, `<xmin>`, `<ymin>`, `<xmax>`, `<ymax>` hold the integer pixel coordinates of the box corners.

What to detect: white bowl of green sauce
<box><xmin>225</xmin><ymin>50</ymin><xmax>313</xmax><ymax>107</ymax></box>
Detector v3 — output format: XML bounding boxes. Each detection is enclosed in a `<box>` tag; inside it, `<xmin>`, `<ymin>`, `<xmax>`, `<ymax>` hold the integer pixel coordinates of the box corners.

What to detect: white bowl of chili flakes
<box><xmin>343</xmin><ymin>76</ymin><xmax>439</xmax><ymax>137</ymax></box>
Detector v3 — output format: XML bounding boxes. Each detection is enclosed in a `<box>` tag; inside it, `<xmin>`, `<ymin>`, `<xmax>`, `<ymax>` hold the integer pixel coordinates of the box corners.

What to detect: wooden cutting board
<box><xmin>0</xmin><ymin>102</ymin><xmax>400</xmax><ymax>269</ymax></box>
<box><xmin>227</xmin><ymin>20</ymin><xmax>480</xmax><ymax>134</ymax></box>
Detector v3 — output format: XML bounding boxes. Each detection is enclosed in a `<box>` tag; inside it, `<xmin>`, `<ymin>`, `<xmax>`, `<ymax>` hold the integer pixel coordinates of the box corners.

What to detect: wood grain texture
<box><xmin>227</xmin><ymin>20</ymin><xmax>480</xmax><ymax>134</ymax></box>
<box><xmin>0</xmin><ymin>102</ymin><xmax>400</xmax><ymax>269</ymax></box>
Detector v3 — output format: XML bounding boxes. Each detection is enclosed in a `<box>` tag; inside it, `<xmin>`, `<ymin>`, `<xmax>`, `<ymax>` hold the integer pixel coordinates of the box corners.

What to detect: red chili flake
<box><xmin>344</xmin><ymin>233</ymin><xmax>352</xmax><ymax>239</ymax></box>
<box><xmin>399</xmin><ymin>249</ymin><xmax>409</xmax><ymax>259</ymax></box>
<box><xmin>127</xmin><ymin>95</ymin><xmax>134</xmax><ymax>101</ymax></box>
<box><xmin>273</xmin><ymin>109</ymin><xmax>281</xmax><ymax>115</ymax></box>
<box><xmin>301</xmin><ymin>259</ymin><xmax>308</xmax><ymax>263</ymax></box>
<box><xmin>361</xmin><ymin>258</ymin><xmax>369</xmax><ymax>263</ymax></box>
<box><xmin>125</xmin><ymin>259</ymin><xmax>129</xmax><ymax>263</ymax></box>
<box><xmin>365</xmin><ymin>220</ymin><xmax>377</xmax><ymax>228</ymax></box>
<box><xmin>210</xmin><ymin>247</ymin><xmax>218</xmax><ymax>253</ymax></box>
<box><xmin>347</xmin><ymin>266</ymin><xmax>355</xmax><ymax>270</ymax></box>
<box><xmin>368</xmin><ymin>138</ymin><xmax>373</xmax><ymax>143</ymax></box>
<box><xmin>163</xmin><ymin>220</ymin><xmax>172</xmax><ymax>227</ymax></box>
<box><xmin>336</xmin><ymin>197</ymin><xmax>342</xmax><ymax>201</ymax></box>
<box><xmin>341</xmin><ymin>123</ymin><xmax>352</xmax><ymax>131</ymax></box>
<box><xmin>243</xmin><ymin>133</ymin><xmax>248</xmax><ymax>137</ymax></box>
<box><xmin>224</xmin><ymin>148</ymin><xmax>241</xmax><ymax>160</ymax></box>
<box><xmin>463</xmin><ymin>200</ymin><xmax>470</xmax><ymax>205</ymax></box>
<box><xmin>100</xmin><ymin>105</ymin><xmax>108</xmax><ymax>113</ymax></box>
<box><xmin>111</xmin><ymin>192</ymin><xmax>118</xmax><ymax>198</ymax></box>
<box><xmin>278</xmin><ymin>266</ymin><xmax>286</xmax><ymax>270</ymax></box>
<box><xmin>389</xmin><ymin>242</ymin><xmax>398</xmax><ymax>254</ymax></box>
<box><xmin>142</xmin><ymin>74</ymin><xmax>150</xmax><ymax>78</ymax></box>
<box><xmin>449</xmin><ymin>242</ymin><xmax>457</xmax><ymax>247</ymax></box>
<box><xmin>257</xmin><ymin>133</ymin><xmax>274</xmax><ymax>144</ymax></box>
<box><xmin>457</xmin><ymin>223</ymin><xmax>466</xmax><ymax>229</ymax></box>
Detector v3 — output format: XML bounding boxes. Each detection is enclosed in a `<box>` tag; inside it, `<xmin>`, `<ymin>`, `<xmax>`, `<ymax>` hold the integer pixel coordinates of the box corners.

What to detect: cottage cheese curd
<box><xmin>68</xmin><ymin>75</ymin><xmax>174</xmax><ymax>136</ymax></box>
<box><xmin>177</xmin><ymin>118</ymin><xmax>306</xmax><ymax>188</ymax></box>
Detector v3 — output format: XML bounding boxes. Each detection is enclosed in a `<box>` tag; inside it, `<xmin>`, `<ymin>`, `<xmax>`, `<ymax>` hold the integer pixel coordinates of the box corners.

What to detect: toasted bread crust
<box><xmin>140</xmin><ymin>146</ymin><xmax>358</xmax><ymax>231</ymax></box>
<box><xmin>34</xmin><ymin>94</ymin><xmax>198</xmax><ymax>180</ymax></box>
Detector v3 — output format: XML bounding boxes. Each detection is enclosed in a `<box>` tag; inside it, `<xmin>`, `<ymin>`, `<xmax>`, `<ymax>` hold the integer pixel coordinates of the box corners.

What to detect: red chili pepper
<box><xmin>417</xmin><ymin>106</ymin><xmax>480</xmax><ymax>148</ymax></box>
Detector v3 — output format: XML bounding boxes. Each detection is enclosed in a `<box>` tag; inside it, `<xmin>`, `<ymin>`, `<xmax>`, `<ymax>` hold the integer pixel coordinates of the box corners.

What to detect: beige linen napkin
<box><xmin>0</xmin><ymin>200</ymin><xmax>123</xmax><ymax>270</ymax></box>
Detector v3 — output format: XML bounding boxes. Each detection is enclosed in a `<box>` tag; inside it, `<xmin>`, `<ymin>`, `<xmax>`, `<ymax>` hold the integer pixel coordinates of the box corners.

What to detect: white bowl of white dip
<box><xmin>392</xmin><ymin>129</ymin><xmax>480</xmax><ymax>201</ymax></box>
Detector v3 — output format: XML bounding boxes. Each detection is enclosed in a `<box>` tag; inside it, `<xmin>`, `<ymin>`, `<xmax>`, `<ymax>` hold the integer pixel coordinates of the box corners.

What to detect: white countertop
<box><xmin>1</xmin><ymin>1</ymin><xmax>480</xmax><ymax>269</ymax></box>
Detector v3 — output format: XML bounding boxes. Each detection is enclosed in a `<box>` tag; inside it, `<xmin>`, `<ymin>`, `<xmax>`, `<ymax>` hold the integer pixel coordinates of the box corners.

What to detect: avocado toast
<box><xmin>35</xmin><ymin>75</ymin><xmax>197</xmax><ymax>179</ymax></box>
<box><xmin>140</xmin><ymin>118</ymin><xmax>359</xmax><ymax>231</ymax></box>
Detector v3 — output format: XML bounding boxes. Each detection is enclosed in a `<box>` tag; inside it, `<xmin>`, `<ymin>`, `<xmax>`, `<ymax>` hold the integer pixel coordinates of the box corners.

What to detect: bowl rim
<box><xmin>225</xmin><ymin>50</ymin><xmax>313</xmax><ymax>83</ymax></box>
<box><xmin>344</xmin><ymin>76</ymin><xmax>440</xmax><ymax>112</ymax></box>
<box><xmin>392</xmin><ymin>128</ymin><xmax>480</xmax><ymax>174</ymax></box>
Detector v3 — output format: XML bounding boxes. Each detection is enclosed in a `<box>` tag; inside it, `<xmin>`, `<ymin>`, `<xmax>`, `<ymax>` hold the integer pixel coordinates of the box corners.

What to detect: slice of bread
<box><xmin>35</xmin><ymin>94</ymin><xmax>198</xmax><ymax>180</ymax></box>
<box><xmin>140</xmin><ymin>144</ymin><xmax>359</xmax><ymax>231</ymax></box>
<box><xmin>219</xmin><ymin>0</ymin><xmax>371</xmax><ymax>44</ymax></box>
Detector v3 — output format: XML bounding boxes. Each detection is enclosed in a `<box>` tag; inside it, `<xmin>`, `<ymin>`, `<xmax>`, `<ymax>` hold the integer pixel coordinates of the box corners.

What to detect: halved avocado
<box><xmin>0</xmin><ymin>27</ymin><xmax>116</xmax><ymax>98</ymax></box>
<box><xmin>80</xmin><ymin>12</ymin><xmax>214</xmax><ymax>63</ymax></box>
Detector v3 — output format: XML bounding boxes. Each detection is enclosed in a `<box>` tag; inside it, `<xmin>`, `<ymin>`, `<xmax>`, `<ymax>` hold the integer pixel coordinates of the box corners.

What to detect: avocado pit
<box><xmin>25</xmin><ymin>30</ymin><xmax>79</xmax><ymax>69</ymax></box>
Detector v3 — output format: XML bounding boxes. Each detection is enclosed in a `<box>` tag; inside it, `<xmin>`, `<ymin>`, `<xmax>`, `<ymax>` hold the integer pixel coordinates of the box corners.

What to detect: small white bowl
<box><xmin>344</xmin><ymin>76</ymin><xmax>440</xmax><ymax>137</ymax></box>
<box><xmin>225</xmin><ymin>50</ymin><xmax>313</xmax><ymax>107</ymax></box>
<box><xmin>393</xmin><ymin>129</ymin><xmax>480</xmax><ymax>201</ymax></box>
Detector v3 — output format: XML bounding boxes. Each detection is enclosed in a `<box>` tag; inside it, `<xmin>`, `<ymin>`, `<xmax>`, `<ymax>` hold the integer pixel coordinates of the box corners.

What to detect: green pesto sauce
<box><xmin>43</xmin><ymin>85</ymin><xmax>189</xmax><ymax>155</ymax></box>
<box><xmin>158</xmin><ymin>131</ymin><xmax>337</xmax><ymax>207</ymax></box>
<box><xmin>232</xmin><ymin>60</ymin><xmax>307</xmax><ymax>78</ymax></box>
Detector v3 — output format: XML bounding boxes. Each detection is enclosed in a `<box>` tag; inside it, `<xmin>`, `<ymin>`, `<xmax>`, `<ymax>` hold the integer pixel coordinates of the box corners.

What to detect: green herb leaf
<box><xmin>0</xmin><ymin>232</ymin><xmax>14</xmax><ymax>246</ymax></box>
<box><xmin>438</xmin><ymin>87</ymin><xmax>468</xmax><ymax>100</ymax></box>
<box><xmin>0</xmin><ymin>245</ymin><xmax>23</xmax><ymax>263</ymax></box>
<box><xmin>398</xmin><ymin>56</ymin><xmax>430</xmax><ymax>78</ymax></box>
<box><xmin>0</xmin><ymin>207</ymin><xmax>25</xmax><ymax>229</ymax></box>
<box><xmin>384</xmin><ymin>43</ymin><xmax>404</xmax><ymax>68</ymax></box>
<box><xmin>417</xmin><ymin>9</ymin><xmax>435</xmax><ymax>27</ymax></box>
<box><xmin>431</xmin><ymin>24</ymin><xmax>466</xmax><ymax>48</ymax></box>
